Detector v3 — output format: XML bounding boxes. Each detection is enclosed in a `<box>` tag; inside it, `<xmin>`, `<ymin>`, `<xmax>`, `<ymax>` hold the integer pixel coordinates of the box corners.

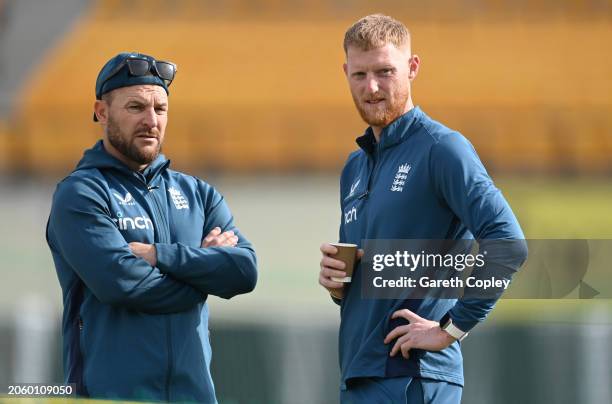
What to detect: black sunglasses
<box><xmin>100</xmin><ymin>56</ymin><xmax>177</xmax><ymax>92</ymax></box>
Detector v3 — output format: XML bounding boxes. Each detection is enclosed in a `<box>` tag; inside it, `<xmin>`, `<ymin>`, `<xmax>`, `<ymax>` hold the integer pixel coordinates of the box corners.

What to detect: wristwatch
<box><xmin>439</xmin><ymin>313</ymin><xmax>469</xmax><ymax>341</ymax></box>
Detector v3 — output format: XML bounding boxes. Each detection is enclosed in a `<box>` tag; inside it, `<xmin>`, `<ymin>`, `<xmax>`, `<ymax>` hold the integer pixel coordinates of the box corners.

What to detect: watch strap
<box><xmin>439</xmin><ymin>312</ymin><xmax>469</xmax><ymax>341</ymax></box>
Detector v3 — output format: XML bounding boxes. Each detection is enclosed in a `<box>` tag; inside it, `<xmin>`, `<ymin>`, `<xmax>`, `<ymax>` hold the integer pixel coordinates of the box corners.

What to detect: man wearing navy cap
<box><xmin>47</xmin><ymin>52</ymin><xmax>257</xmax><ymax>403</ymax></box>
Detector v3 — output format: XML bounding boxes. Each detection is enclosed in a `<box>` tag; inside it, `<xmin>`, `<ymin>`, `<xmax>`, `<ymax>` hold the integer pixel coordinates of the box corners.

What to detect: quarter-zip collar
<box><xmin>356</xmin><ymin>106</ymin><xmax>422</xmax><ymax>156</ymax></box>
<box><xmin>74</xmin><ymin>140</ymin><xmax>170</xmax><ymax>185</ymax></box>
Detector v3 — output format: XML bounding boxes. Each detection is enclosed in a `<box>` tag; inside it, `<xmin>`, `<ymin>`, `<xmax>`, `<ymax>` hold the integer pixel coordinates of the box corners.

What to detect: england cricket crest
<box><xmin>390</xmin><ymin>163</ymin><xmax>411</xmax><ymax>192</ymax></box>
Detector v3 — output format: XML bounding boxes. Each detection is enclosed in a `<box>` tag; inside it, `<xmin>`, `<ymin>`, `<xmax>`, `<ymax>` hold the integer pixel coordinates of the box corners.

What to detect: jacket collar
<box><xmin>356</xmin><ymin>106</ymin><xmax>422</xmax><ymax>155</ymax></box>
<box><xmin>74</xmin><ymin>140</ymin><xmax>170</xmax><ymax>183</ymax></box>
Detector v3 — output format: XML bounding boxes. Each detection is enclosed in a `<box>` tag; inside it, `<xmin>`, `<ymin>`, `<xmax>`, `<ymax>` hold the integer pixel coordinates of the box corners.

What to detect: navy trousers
<box><xmin>340</xmin><ymin>376</ymin><xmax>462</xmax><ymax>404</ymax></box>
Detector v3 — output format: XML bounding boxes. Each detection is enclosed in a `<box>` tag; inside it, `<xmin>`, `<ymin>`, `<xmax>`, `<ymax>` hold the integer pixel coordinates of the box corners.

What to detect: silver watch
<box><xmin>441</xmin><ymin>318</ymin><xmax>469</xmax><ymax>341</ymax></box>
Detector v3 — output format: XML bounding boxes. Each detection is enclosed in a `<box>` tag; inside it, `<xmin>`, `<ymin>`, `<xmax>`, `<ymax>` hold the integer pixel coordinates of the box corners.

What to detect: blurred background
<box><xmin>0</xmin><ymin>0</ymin><xmax>611</xmax><ymax>403</ymax></box>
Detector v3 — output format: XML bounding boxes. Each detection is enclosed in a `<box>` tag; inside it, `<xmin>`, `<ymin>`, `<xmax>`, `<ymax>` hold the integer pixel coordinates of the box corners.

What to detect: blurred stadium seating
<box><xmin>1</xmin><ymin>0</ymin><xmax>610</xmax><ymax>175</ymax></box>
<box><xmin>0</xmin><ymin>120</ymin><xmax>7</xmax><ymax>171</ymax></box>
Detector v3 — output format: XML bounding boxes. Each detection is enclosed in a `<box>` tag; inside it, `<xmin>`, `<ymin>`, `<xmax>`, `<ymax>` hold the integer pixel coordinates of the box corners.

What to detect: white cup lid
<box><xmin>330</xmin><ymin>242</ymin><xmax>358</xmax><ymax>247</ymax></box>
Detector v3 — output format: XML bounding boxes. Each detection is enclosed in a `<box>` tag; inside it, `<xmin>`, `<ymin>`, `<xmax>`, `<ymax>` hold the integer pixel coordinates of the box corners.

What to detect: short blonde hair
<box><xmin>343</xmin><ymin>14</ymin><xmax>410</xmax><ymax>53</ymax></box>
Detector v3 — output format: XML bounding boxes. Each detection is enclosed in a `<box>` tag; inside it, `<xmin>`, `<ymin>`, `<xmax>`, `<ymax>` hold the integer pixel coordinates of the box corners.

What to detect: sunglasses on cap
<box><xmin>99</xmin><ymin>55</ymin><xmax>177</xmax><ymax>92</ymax></box>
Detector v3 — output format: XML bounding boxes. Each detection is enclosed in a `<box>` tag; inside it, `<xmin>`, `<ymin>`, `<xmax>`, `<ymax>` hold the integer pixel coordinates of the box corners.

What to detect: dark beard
<box><xmin>106</xmin><ymin>115</ymin><xmax>160</xmax><ymax>166</ymax></box>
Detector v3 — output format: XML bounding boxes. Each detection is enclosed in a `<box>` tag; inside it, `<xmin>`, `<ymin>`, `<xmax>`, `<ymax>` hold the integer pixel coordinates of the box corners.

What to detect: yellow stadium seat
<box><xmin>10</xmin><ymin>2</ymin><xmax>612</xmax><ymax>174</ymax></box>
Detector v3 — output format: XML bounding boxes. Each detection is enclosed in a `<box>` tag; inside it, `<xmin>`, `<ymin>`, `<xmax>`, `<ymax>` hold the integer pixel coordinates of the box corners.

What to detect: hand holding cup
<box><xmin>319</xmin><ymin>243</ymin><xmax>361</xmax><ymax>299</ymax></box>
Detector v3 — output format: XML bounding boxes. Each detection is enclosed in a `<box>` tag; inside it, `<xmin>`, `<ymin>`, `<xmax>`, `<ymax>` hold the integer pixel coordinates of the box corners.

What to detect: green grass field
<box><xmin>497</xmin><ymin>176</ymin><xmax>612</xmax><ymax>238</ymax></box>
<box><xmin>0</xmin><ymin>175</ymin><xmax>610</xmax><ymax>323</ymax></box>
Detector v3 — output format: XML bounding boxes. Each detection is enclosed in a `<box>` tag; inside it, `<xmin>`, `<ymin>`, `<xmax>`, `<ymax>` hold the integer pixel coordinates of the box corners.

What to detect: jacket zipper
<box><xmin>146</xmin><ymin>185</ymin><xmax>170</xmax><ymax>243</ymax></box>
<box><xmin>144</xmin><ymin>183</ymin><xmax>173</xmax><ymax>401</ymax></box>
<box><xmin>360</xmin><ymin>144</ymin><xmax>382</xmax><ymax>235</ymax></box>
<box><xmin>166</xmin><ymin>316</ymin><xmax>172</xmax><ymax>402</ymax></box>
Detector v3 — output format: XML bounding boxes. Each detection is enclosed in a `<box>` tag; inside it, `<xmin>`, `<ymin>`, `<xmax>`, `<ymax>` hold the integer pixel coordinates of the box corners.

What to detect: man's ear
<box><xmin>93</xmin><ymin>100</ymin><xmax>108</xmax><ymax>124</ymax></box>
<box><xmin>343</xmin><ymin>62</ymin><xmax>348</xmax><ymax>77</ymax></box>
<box><xmin>408</xmin><ymin>55</ymin><xmax>420</xmax><ymax>81</ymax></box>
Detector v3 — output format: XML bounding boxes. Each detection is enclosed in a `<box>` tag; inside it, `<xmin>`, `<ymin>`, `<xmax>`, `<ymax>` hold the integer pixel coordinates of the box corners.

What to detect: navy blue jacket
<box><xmin>337</xmin><ymin>107</ymin><xmax>527</xmax><ymax>386</ymax></box>
<box><xmin>46</xmin><ymin>141</ymin><xmax>257</xmax><ymax>403</ymax></box>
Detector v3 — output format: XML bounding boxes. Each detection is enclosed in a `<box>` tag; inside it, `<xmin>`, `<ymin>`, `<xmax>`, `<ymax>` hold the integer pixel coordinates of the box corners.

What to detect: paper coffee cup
<box><xmin>330</xmin><ymin>242</ymin><xmax>357</xmax><ymax>283</ymax></box>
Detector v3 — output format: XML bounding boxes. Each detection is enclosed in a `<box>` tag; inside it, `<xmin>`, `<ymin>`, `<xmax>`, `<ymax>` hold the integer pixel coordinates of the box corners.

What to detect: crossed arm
<box><xmin>47</xmin><ymin>177</ymin><xmax>256</xmax><ymax>314</ymax></box>
<box><xmin>129</xmin><ymin>226</ymin><xmax>238</xmax><ymax>267</ymax></box>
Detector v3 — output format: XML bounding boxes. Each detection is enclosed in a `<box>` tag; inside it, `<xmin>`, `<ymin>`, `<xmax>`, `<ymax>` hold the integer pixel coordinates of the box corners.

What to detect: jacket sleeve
<box><xmin>430</xmin><ymin>133</ymin><xmax>528</xmax><ymax>332</ymax></box>
<box><xmin>47</xmin><ymin>176</ymin><xmax>205</xmax><ymax>314</ymax></box>
<box><xmin>154</xmin><ymin>181</ymin><xmax>257</xmax><ymax>299</ymax></box>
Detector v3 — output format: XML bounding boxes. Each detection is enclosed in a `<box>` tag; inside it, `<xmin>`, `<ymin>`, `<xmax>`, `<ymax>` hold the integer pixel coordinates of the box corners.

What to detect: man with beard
<box><xmin>318</xmin><ymin>15</ymin><xmax>527</xmax><ymax>403</ymax></box>
<box><xmin>47</xmin><ymin>52</ymin><xmax>257</xmax><ymax>403</ymax></box>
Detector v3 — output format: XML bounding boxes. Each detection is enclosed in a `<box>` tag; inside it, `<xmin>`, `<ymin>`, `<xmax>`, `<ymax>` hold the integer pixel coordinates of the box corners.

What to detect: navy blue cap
<box><xmin>93</xmin><ymin>52</ymin><xmax>171</xmax><ymax>121</ymax></box>
<box><xmin>95</xmin><ymin>52</ymin><xmax>170</xmax><ymax>99</ymax></box>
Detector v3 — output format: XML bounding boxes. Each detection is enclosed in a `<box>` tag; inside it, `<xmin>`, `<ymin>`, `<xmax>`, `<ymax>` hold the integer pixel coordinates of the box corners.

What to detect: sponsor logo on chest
<box><xmin>111</xmin><ymin>190</ymin><xmax>153</xmax><ymax>232</ymax></box>
<box><xmin>344</xmin><ymin>206</ymin><xmax>357</xmax><ymax>224</ymax></box>
<box><xmin>113</xmin><ymin>213</ymin><xmax>153</xmax><ymax>231</ymax></box>
<box><xmin>113</xmin><ymin>191</ymin><xmax>136</xmax><ymax>206</ymax></box>
<box><xmin>346</xmin><ymin>178</ymin><xmax>361</xmax><ymax>200</ymax></box>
